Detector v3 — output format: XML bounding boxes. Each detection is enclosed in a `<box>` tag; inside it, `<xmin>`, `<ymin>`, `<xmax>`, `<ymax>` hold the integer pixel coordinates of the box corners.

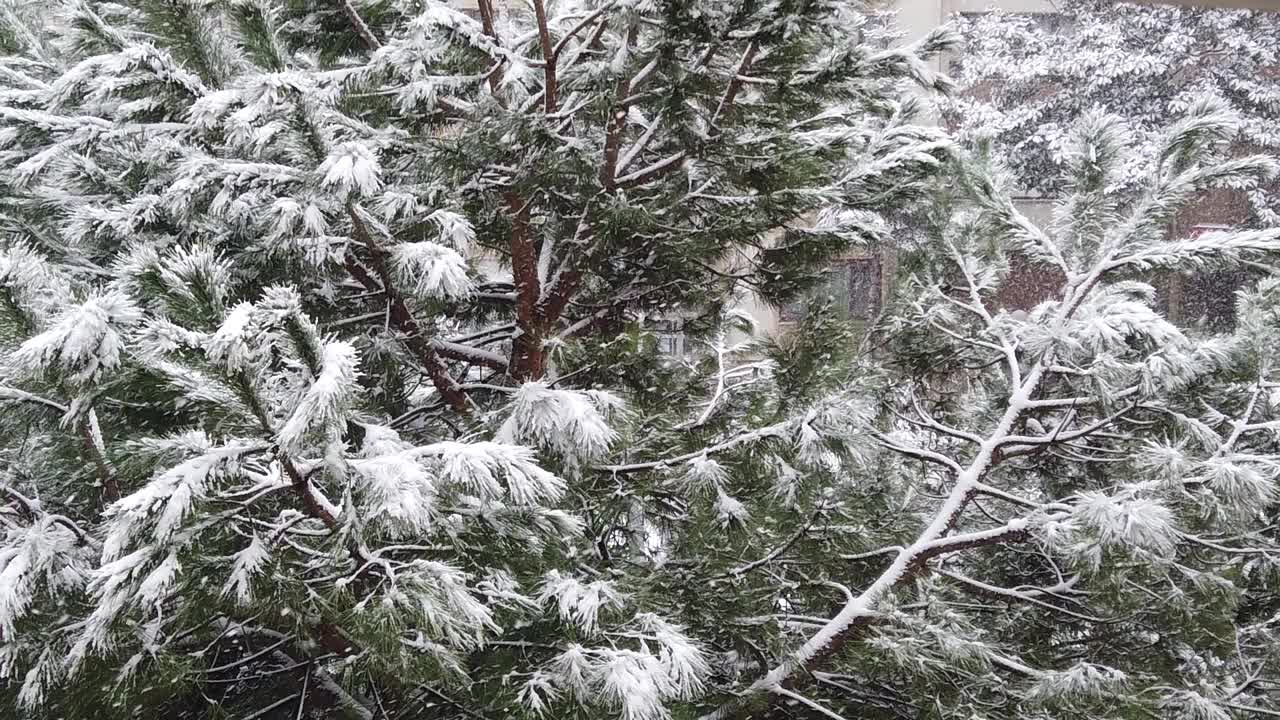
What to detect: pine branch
<box><xmin>613</xmin><ymin>39</ymin><xmax>757</xmax><ymax>191</ymax></box>
<box><xmin>551</xmin><ymin>4</ymin><xmax>615</xmax><ymax>63</ymax></box>
<box><xmin>278</xmin><ymin>455</ymin><xmax>338</xmax><ymax>529</ymax></box>
<box><xmin>770</xmin><ymin>686</ymin><xmax>851</xmax><ymax>720</ymax></box>
<box><xmin>712</xmin><ymin>507</ymin><xmax>822</xmax><ymax>581</ymax></box>
<box><xmin>0</xmin><ymin>483</ymin><xmax>94</xmax><ymax>544</ymax></box>
<box><xmin>702</xmin><ymin>239</ymin><xmax>1126</xmax><ymax>718</ymax></box>
<box><xmin>210</xmin><ymin>621</ymin><xmax>375</xmax><ymax>720</ymax></box>
<box><xmin>78</xmin><ymin>412</ymin><xmax>119</xmax><ymax>503</ymax></box>
<box><xmin>342</xmin><ymin>205</ymin><xmax>473</xmax><ymax>413</ymax></box>
<box><xmin>936</xmin><ymin>569</ymin><xmax>1107</xmax><ymax>623</ymax></box>
<box><xmin>336</xmin><ymin>0</ymin><xmax>381</xmax><ymax>51</ymax></box>
<box><xmin>0</xmin><ymin>385</ymin><xmax>68</xmax><ymax>414</ymax></box>
<box><xmin>1</xmin><ymin>387</ymin><xmax>119</xmax><ymax>502</ymax></box>
<box><xmin>598</xmin><ymin>415</ymin><xmax>799</xmax><ymax>474</ymax></box>
<box><xmin>431</xmin><ymin>340</ymin><xmax>508</xmax><ymax>371</ymax></box>
<box><xmin>615</xmin><ymin>150</ymin><xmax>688</xmax><ymax>190</ymax></box>
<box><xmin>710</xmin><ymin>41</ymin><xmax>758</xmax><ymax>135</ymax></box>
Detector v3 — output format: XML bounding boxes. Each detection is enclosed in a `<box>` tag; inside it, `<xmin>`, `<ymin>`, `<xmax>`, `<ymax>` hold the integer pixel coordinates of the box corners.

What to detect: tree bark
<box><xmin>507</xmin><ymin>193</ymin><xmax>547</xmax><ymax>380</ymax></box>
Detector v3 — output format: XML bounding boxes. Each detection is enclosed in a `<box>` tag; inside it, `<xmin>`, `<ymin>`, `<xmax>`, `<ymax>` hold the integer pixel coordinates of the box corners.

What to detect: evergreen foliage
<box><xmin>0</xmin><ymin>1</ymin><xmax>1279</xmax><ymax>720</ymax></box>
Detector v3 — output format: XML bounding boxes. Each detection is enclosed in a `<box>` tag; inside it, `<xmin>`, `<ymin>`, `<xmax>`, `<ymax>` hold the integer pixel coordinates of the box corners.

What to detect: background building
<box><xmin>747</xmin><ymin>0</ymin><xmax>1256</xmax><ymax>345</ymax></box>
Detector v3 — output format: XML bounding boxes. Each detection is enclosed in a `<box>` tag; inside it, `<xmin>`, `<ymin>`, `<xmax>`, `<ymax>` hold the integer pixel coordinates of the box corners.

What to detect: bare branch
<box><xmin>936</xmin><ymin>569</ymin><xmax>1109</xmax><ymax>623</ymax></box>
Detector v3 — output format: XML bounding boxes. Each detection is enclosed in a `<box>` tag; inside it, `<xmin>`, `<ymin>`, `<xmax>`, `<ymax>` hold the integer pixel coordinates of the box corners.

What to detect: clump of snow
<box><xmin>537</xmin><ymin>571</ymin><xmax>626</xmax><ymax>633</ymax></box>
<box><xmin>682</xmin><ymin>455</ymin><xmax>727</xmax><ymax>491</ymax></box>
<box><xmin>318</xmin><ymin>141</ymin><xmax>381</xmax><ymax>196</ymax></box>
<box><xmin>713</xmin><ymin>488</ymin><xmax>749</xmax><ymax>527</ymax></box>
<box><xmin>389</xmin><ymin>241</ymin><xmax>472</xmax><ymax>301</ymax></box>
<box><xmin>222</xmin><ymin>534</ymin><xmax>270</xmax><ymax>606</ymax></box>
<box><xmin>427</xmin><ymin>209</ymin><xmax>475</xmax><ymax>250</ymax></box>
<box><xmin>0</xmin><ymin>517</ymin><xmax>89</xmax><ymax>637</ymax></box>
<box><xmin>528</xmin><ymin>613</ymin><xmax>710</xmax><ymax>720</ymax></box>
<box><xmin>1073</xmin><ymin>491</ymin><xmax>1179</xmax><ymax>559</ymax></box>
<box><xmin>349</xmin><ymin>451</ymin><xmax>437</xmax><ymax>537</ymax></box>
<box><xmin>497</xmin><ymin>383</ymin><xmax>621</xmax><ymax>468</ymax></box>
<box><xmin>1160</xmin><ymin>689</ymin><xmax>1231</xmax><ymax>720</ymax></box>
<box><xmin>11</xmin><ymin>291</ymin><xmax>141</xmax><ymax>385</ymax></box>
<box><xmin>0</xmin><ymin>243</ymin><xmax>73</xmax><ymax>326</ymax></box>
<box><xmin>1027</xmin><ymin>662</ymin><xmax>1128</xmax><ymax>704</ymax></box>
<box><xmin>277</xmin><ymin>341</ymin><xmax>361</xmax><ymax>451</ymax></box>
<box><xmin>206</xmin><ymin>302</ymin><xmax>259</xmax><ymax>371</ymax></box>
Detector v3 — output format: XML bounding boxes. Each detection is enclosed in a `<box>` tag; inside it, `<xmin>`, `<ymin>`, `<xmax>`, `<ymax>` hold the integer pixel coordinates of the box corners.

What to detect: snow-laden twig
<box><xmin>677</xmin><ymin>335</ymin><xmax>772</xmax><ymax>430</ymax></box>
<box><xmin>0</xmin><ymin>385</ymin><xmax>68</xmax><ymax>414</ymax></box>
<box><xmin>337</xmin><ymin>0</ymin><xmax>381</xmax><ymax>50</ymax></box>
<box><xmin>771</xmin><ymin>685</ymin><xmax>851</xmax><ymax>720</ymax></box>
<box><xmin>599</xmin><ymin>417</ymin><xmax>795</xmax><ymax>474</ymax></box>
<box><xmin>947</xmin><ymin>239</ymin><xmax>1022</xmax><ymax>389</ymax></box>
<box><xmin>936</xmin><ymin>569</ymin><xmax>1107</xmax><ymax>623</ymax></box>
<box><xmin>713</xmin><ymin>506</ymin><xmax>822</xmax><ymax>581</ymax></box>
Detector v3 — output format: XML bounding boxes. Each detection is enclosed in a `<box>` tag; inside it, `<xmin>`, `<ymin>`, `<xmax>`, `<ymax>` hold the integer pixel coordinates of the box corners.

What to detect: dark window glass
<box><xmin>651</xmin><ymin>318</ymin><xmax>685</xmax><ymax>356</ymax></box>
<box><xmin>1181</xmin><ymin>269</ymin><xmax>1246</xmax><ymax>332</ymax></box>
<box><xmin>782</xmin><ymin>257</ymin><xmax>881</xmax><ymax>323</ymax></box>
<box><xmin>847</xmin><ymin>258</ymin><xmax>880</xmax><ymax>319</ymax></box>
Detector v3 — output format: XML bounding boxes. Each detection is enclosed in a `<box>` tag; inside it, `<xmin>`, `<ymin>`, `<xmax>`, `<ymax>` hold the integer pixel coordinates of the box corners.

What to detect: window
<box><xmin>781</xmin><ymin>257</ymin><xmax>881</xmax><ymax>324</ymax></box>
<box><xmin>651</xmin><ymin>318</ymin><xmax>685</xmax><ymax>356</ymax></box>
<box><xmin>1157</xmin><ymin>224</ymin><xmax>1247</xmax><ymax>332</ymax></box>
<box><xmin>453</xmin><ymin>0</ymin><xmax>481</xmax><ymax>19</ymax></box>
<box><xmin>847</xmin><ymin>257</ymin><xmax>881</xmax><ymax>318</ymax></box>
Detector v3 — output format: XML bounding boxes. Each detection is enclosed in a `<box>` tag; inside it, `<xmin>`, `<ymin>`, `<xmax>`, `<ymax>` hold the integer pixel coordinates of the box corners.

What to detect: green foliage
<box><xmin>2</xmin><ymin>1</ymin><xmax>1280</xmax><ymax>720</ymax></box>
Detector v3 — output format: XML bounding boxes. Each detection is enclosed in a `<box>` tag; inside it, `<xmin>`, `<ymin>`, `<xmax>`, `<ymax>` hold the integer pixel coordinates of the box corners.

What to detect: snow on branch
<box><xmin>497</xmin><ymin>382</ymin><xmax>622</xmax><ymax>468</ymax></box>
<box><xmin>318</xmin><ymin>141</ymin><xmax>382</xmax><ymax>197</ymax></box>
<box><xmin>1104</xmin><ymin>229</ymin><xmax>1280</xmax><ymax>273</ymax></box>
<box><xmin>10</xmin><ymin>291</ymin><xmax>141</xmax><ymax>386</ymax></box>
<box><xmin>537</xmin><ymin>571</ymin><xmax>626</xmax><ymax>633</ymax></box>
<box><xmin>389</xmin><ymin>241</ymin><xmax>473</xmax><ymax>301</ymax></box>
<box><xmin>277</xmin><ymin>340</ymin><xmax>361</xmax><ymax>451</ymax></box>
<box><xmin>526</xmin><ymin>612</ymin><xmax>710</xmax><ymax>720</ymax></box>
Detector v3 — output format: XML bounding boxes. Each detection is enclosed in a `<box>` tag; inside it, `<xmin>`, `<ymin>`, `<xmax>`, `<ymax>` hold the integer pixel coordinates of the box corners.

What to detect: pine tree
<box><xmin>0</xmin><ymin>0</ymin><xmax>955</xmax><ymax>717</ymax></box>
<box><xmin>947</xmin><ymin>0</ymin><xmax>1280</xmax><ymax>225</ymax></box>
<box><xmin>4</xmin><ymin>1</ymin><xmax>1280</xmax><ymax>720</ymax></box>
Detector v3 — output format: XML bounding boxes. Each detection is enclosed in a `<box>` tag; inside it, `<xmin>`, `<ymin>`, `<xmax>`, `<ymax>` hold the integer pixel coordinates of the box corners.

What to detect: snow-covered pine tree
<box><xmin>946</xmin><ymin>0</ymin><xmax>1280</xmax><ymax>226</ymax></box>
<box><xmin>0</xmin><ymin>0</ymin><xmax>957</xmax><ymax>717</ymax></box>
<box><xmin>709</xmin><ymin>101</ymin><xmax>1280</xmax><ymax>720</ymax></box>
<box><xmin>5</xmin><ymin>1</ymin><xmax>1280</xmax><ymax>719</ymax></box>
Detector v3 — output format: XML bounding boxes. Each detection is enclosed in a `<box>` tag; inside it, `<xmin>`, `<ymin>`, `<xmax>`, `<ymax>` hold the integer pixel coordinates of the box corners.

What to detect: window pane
<box><xmin>1182</xmin><ymin>269</ymin><xmax>1245</xmax><ymax>331</ymax></box>
<box><xmin>848</xmin><ymin>259</ymin><xmax>879</xmax><ymax>318</ymax></box>
<box><xmin>650</xmin><ymin>318</ymin><xmax>684</xmax><ymax>356</ymax></box>
<box><xmin>818</xmin><ymin>267</ymin><xmax>852</xmax><ymax>320</ymax></box>
<box><xmin>781</xmin><ymin>257</ymin><xmax>882</xmax><ymax>323</ymax></box>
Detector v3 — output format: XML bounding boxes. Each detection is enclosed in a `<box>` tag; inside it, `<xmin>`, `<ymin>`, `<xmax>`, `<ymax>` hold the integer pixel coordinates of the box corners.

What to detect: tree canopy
<box><xmin>1</xmin><ymin>1</ymin><xmax>1280</xmax><ymax>720</ymax></box>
